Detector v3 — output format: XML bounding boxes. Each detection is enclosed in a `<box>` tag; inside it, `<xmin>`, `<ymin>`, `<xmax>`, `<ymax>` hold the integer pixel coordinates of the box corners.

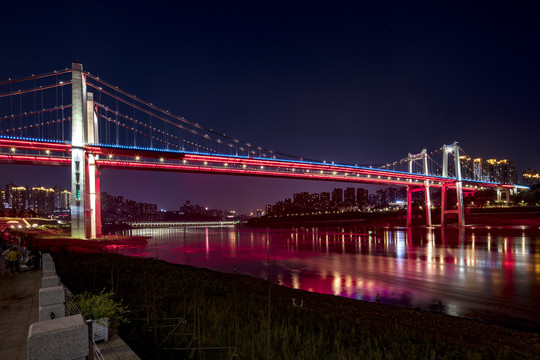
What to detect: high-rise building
<box><xmin>459</xmin><ymin>156</ymin><xmax>474</xmax><ymax>180</ymax></box>
<box><xmin>494</xmin><ymin>159</ymin><xmax>517</xmax><ymax>184</ymax></box>
<box><xmin>28</xmin><ymin>186</ymin><xmax>55</xmax><ymax>215</ymax></box>
<box><xmin>523</xmin><ymin>169</ymin><xmax>540</xmax><ymax>186</ymax></box>
<box><xmin>473</xmin><ymin>158</ymin><xmax>516</xmax><ymax>184</ymax></box>
<box><xmin>473</xmin><ymin>158</ymin><xmax>487</xmax><ymax>181</ymax></box>
<box><xmin>320</xmin><ymin>192</ymin><xmax>331</xmax><ymax>210</ymax></box>
<box><xmin>54</xmin><ymin>188</ymin><xmax>71</xmax><ymax>211</ymax></box>
<box><xmin>293</xmin><ymin>192</ymin><xmax>310</xmax><ymax>208</ymax></box>
<box><xmin>357</xmin><ymin>188</ymin><xmax>368</xmax><ymax>208</ymax></box>
<box><xmin>6</xmin><ymin>182</ymin><xmax>27</xmax><ymax>214</ymax></box>
<box><xmin>331</xmin><ymin>188</ymin><xmax>343</xmax><ymax>206</ymax></box>
<box><xmin>344</xmin><ymin>187</ymin><xmax>356</xmax><ymax>206</ymax></box>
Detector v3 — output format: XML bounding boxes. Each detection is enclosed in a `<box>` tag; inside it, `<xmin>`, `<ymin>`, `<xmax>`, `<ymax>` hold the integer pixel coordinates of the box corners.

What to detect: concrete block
<box><xmin>43</xmin><ymin>270</ymin><xmax>56</xmax><ymax>277</ymax></box>
<box><xmin>28</xmin><ymin>314</ymin><xmax>89</xmax><ymax>360</ymax></box>
<box><xmin>42</xmin><ymin>261</ymin><xmax>55</xmax><ymax>271</ymax></box>
<box><xmin>39</xmin><ymin>286</ymin><xmax>65</xmax><ymax>307</ymax></box>
<box><xmin>42</xmin><ymin>276</ymin><xmax>60</xmax><ymax>288</ymax></box>
<box><xmin>39</xmin><ymin>303</ymin><xmax>66</xmax><ymax>321</ymax></box>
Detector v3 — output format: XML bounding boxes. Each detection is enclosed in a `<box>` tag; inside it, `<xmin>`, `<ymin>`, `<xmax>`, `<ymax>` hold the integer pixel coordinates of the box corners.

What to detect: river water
<box><xmin>116</xmin><ymin>225</ymin><xmax>540</xmax><ymax>330</ymax></box>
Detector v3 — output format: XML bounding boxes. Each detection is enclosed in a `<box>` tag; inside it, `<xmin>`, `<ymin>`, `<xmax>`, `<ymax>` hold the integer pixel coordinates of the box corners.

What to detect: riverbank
<box><xmin>1</xmin><ymin>229</ymin><xmax>149</xmax><ymax>254</ymax></box>
<box><xmin>247</xmin><ymin>207</ymin><xmax>540</xmax><ymax>227</ymax></box>
<box><xmin>45</xmin><ymin>247</ymin><xmax>539</xmax><ymax>359</ymax></box>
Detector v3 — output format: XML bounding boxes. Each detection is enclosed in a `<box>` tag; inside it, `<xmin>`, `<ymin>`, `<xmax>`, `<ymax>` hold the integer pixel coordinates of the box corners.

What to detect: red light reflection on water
<box><xmin>116</xmin><ymin>225</ymin><xmax>540</xmax><ymax>328</ymax></box>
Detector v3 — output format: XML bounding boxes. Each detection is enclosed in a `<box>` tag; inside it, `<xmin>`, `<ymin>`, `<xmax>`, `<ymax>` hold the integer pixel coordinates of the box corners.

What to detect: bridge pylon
<box><xmin>71</xmin><ymin>62</ymin><xmax>101</xmax><ymax>239</ymax></box>
<box><xmin>406</xmin><ymin>149</ymin><xmax>432</xmax><ymax>226</ymax></box>
<box><xmin>441</xmin><ymin>142</ymin><xmax>465</xmax><ymax>226</ymax></box>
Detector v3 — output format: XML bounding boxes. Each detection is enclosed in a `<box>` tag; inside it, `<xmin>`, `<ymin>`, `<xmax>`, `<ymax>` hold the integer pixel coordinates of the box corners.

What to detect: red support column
<box><xmin>407</xmin><ymin>186</ymin><xmax>413</xmax><ymax>227</ymax></box>
<box><xmin>441</xmin><ymin>184</ymin><xmax>447</xmax><ymax>226</ymax></box>
<box><xmin>94</xmin><ymin>167</ymin><xmax>102</xmax><ymax>237</ymax></box>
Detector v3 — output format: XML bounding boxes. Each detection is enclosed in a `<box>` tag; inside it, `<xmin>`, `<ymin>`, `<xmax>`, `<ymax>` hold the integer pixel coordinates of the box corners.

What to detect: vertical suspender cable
<box><xmin>116</xmin><ymin>89</ymin><xmax>119</xmax><ymax>146</ymax></box>
<box><xmin>33</xmin><ymin>76</ymin><xmax>37</xmax><ymax>139</ymax></box>
<box><xmin>19</xmin><ymin>89</ymin><xmax>22</xmax><ymax>137</ymax></box>
<box><xmin>56</xmin><ymin>74</ymin><xmax>59</xmax><ymax>140</ymax></box>
<box><xmin>61</xmin><ymin>83</ymin><xmax>64</xmax><ymax>141</ymax></box>
<box><xmin>10</xmin><ymin>80</ymin><xmax>13</xmax><ymax>134</ymax></box>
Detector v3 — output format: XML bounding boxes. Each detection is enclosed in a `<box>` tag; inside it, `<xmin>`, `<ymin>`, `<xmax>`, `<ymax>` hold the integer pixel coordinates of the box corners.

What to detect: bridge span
<box><xmin>0</xmin><ymin>62</ymin><xmax>527</xmax><ymax>238</ymax></box>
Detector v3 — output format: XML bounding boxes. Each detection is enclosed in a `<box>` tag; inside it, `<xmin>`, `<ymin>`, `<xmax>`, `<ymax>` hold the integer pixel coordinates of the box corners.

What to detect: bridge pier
<box><xmin>496</xmin><ymin>188</ymin><xmax>510</xmax><ymax>204</ymax></box>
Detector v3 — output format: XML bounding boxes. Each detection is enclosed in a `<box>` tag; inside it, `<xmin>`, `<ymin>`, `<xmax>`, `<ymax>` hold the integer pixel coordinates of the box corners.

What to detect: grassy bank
<box><xmin>50</xmin><ymin>250</ymin><xmax>538</xmax><ymax>359</ymax></box>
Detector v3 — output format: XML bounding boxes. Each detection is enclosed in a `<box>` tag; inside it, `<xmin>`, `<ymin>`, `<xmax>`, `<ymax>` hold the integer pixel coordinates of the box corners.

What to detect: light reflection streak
<box><xmin>205</xmin><ymin>227</ymin><xmax>209</xmax><ymax>256</ymax></box>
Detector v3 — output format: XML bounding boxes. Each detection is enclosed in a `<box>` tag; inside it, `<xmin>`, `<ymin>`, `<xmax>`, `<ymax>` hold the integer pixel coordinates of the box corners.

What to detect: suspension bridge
<box><xmin>0</xmin><ymin>63</ymin><xmax>525</xmax><ymax>238</ymax></box>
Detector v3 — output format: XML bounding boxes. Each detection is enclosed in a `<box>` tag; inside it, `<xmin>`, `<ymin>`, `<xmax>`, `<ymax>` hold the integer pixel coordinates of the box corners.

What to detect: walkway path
<box><xmin>0</xmin><ymin>258</ymin><xmax>139</xmax><ymax>359</ymax></box>
<box><xmin>0</xmin><ymin>265</ymin><xmax>41</xmax><ymax>360</ymax></box>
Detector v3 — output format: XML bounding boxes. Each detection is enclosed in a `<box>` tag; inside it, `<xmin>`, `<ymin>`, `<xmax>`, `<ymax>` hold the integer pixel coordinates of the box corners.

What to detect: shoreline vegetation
<box><xmin>18</xmin><ymin>236</ymin><xmax>537</xmax><ymax>359</ymax></box>
<box><xmin>49</xmin><ymin>251</ymin><xmax>539</xmax><ymax>359</ymax></box>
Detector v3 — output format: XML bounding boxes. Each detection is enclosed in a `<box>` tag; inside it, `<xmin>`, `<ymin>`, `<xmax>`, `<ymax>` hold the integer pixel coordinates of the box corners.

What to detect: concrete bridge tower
<box><xmin>71</xmin><ymin>62</ymin><xmax>101</xmax><ymax>239</ymax></box>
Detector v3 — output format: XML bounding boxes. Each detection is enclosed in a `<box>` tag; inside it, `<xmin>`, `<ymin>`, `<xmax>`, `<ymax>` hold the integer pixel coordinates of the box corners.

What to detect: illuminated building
<box><xmin>320</xmin><ymin>192</ymin><xmax>331</xmax><ymax>209</ymax></box>
<box><xmin>331</xmin><ymin>188</ymin><xmax>343</xmax><ymax>206</ymax></box>
<box><xmin>471</xmin><ymin>158</ymin><xmax>517</xmax><ymax>184</ymax></box>
<box><xmin>522</xmin><ymin>168</ymin><xmax>539</xmax><ymax>186</ymax></box>
<box><xmin>473</xmin><ymin>158</ymin><xmax>488</xmax><ymax>181</ymax></box>
<box><xmin>54</xmin><ymin>188</ymin><xmax>71</xmax><ymax>211</ymax></box>
<box><xmin>356</xmin><ymin>188</ymin><xmax>369</xmax><ymax>208</ymax></box>
<box><xmin>5</xmin><ymin>183</ymin><xmax>27</xmax><ymax>214</ymax></box>
<box><xmin>344</xmin><ymin>187</ymin><xmax>356</xmax><ymax>206</ymax></box>
<box><xmin>459</xmin><ymin>156</ymin><xmax>474</xmax><ymax>180</ymax></box>
<box><xmin>28</xmin><ymin>186</ymin><xmax>55</xmax><ymax>215</ymax></box>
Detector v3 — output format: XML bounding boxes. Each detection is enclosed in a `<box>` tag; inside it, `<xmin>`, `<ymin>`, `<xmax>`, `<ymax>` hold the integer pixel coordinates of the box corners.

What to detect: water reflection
<box><xmin>117</xmin><ymin>225</ymin><xmax>540</xmax><ymax>329</ymax></box>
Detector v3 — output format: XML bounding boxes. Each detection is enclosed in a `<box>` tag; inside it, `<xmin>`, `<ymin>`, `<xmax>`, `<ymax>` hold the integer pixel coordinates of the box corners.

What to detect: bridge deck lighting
<box><xmin>108</xmin><ymin>154</ymin><xmax>113</xmax><ymax>159</ymax></box>
<box><xmin>45</xmin><ymin>150</ymin><xmax>50</xmax><ymax>155</ymax></box>
<box><xmin>224</xmin><ymin>163</ymin><xmax>228</xmax><ymax>166</ymax></box>
<box><xmin>135</xmin><ymin>156</ymin><xmax>140</xmax><ymax>161</ymax></box>
<box><xmin>10</xmin><ymin>147</ymin><xmax>15</xmax><ymax>153</ymax></box>
<box><xmin>183</xmin><ymin>160</ymin><xmax>187</xmax><ymax>164</ymax></box>
<box><xmin>159</xmin><ymin>158</ymin><xmax>164</xmax><ymax>162</ymax></box>
<box><xmin>242</xmin><ymin>164</ymin><xmax>246</xmax><ymax>169</ymax></box>
<box><xmin>260</xmin><ymin>166</ymin><xmax>264</xmax><ymax>169</ymax></box>
<box><xmin>204</xmin><ymin>161</ymin><xmax>208</xmax><ymax>165</ymax></box>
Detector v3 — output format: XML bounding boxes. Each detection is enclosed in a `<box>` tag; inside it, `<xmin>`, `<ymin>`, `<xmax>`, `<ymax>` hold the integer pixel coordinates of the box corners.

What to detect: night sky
<box><xmin>1</xmin><ymin>1</ymin><xmax>539</xmax><ymax>213</ymax></box>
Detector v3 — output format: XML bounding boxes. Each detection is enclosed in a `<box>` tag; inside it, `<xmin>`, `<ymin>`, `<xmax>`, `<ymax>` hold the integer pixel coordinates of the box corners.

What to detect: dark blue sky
<box><xmin>1</xmin><ymin>1</ymin><xmax>539</xmax><ymax>213</ymax></box>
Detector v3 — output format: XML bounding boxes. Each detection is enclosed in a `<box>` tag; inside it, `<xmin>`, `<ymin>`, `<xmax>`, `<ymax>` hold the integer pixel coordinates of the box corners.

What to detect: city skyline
<box><xmin>1</xmin><ymin>1</ymin><xmax>539</xmax><ymax>213</ymax></box>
